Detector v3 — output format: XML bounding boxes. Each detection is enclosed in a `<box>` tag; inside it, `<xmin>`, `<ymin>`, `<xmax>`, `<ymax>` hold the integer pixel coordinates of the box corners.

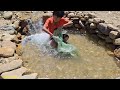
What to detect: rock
<box><xmin>87</xmin><ymin>13</ymin><xmax>96</xmax><ymax>18</ymax></box>
<box><xmin>19</xmin><ymin>73</ymin><xmax>38</xmax><ymax>79</ymax></box>
<box><xmin>84</xmin><ymin>15</ymin><xmax>89</xmax><ymax>20</ymax></box>
<box><xmin>105</xmin><ymin>36</ymin><xmax>113</xmax><ymax>43</ymax></box>
<box><xmin>13</xmin><ymin>21</ymin><xmax>19</xmax><ymax>30</ymax></box>
<box><xmin>1</xmin><ymin>67</ymin><xmax>27</xmax><ymax>79</ymax></box>
<box><xmin>91</xmin><ymin>34</ymin><xmax>100</xmax><ymax>41</ymax></box>
<box><xmin>2</xmin><ymin>34</ymin><xmax>15</xmax><ymax>41</ymax></box>
<box><xmin>116</xmin><ymin>77</ymin><xmax>120</xmax><ymax>79</ymax></box>
<box><xmin>15</xmin><ymin>44</ymin><xmax>23</xmax><ymax>56</ymax></box>
<box><xmin>0</xmin><ymin>60</ymin><xmax>22</xmax><ymax>74</ymax></box>
<box><xmin>97</xmin><ymin>23</ymin><xmax>111</xmax><ymax>35</ymax></box>
<box><xmin>2</xmin><ymin>40</ymin><xmax>16</xmax><ymax>50</ymax></box>
<box><xmin>90</xmin><ymin>23</ymin><xmax>97</xmax><ymax>29</ymax></box>
<box><xmin>93</xmin><ymin>18</ymin><xmax>105</xmax><ymax>24</ymax></box>
<box><xmin>80</xmin><ymin>18</ymin><xmax>86</xmax><ymax>21</ymax></box>
<box><xmin>6</xmin><ymin>30</ymin><xmax>15</xmax><ymax>35</ymax></box>
<box><xmin>3</xmin><ymin>11</ymin><xmax>13</xmax><ymax>19</ymax></box>
<box><xmin>0</xmin><ymin>47</ymin><xmax>15</xmax><ymax>58</ymax></box>
<box><xmin>114</xmin><ymin>48</ymin><xmax>120</xmax><ymax>58</ymax></box>
<box><xmin>88</xmin><ymin>19</ymin><xmax>94</xmax><ymax>23</ymax></box>
<box><xmin>88</xmin><ymin>29</ymin><xmax>96</xmax><ymax>34</ymax></box>
<box><xmin>97</xmin><ymin>34</ymin><xmax>107</xmax><ymax>40</ymax></box>
<box><xmin>95</xmin><ymin>29</ymin><xmax>103</xmax><ymax>34</ymax></box>
<box><xmin>107</xmin><ymin>24</ymin><xmax>119</xmax><ymax>31</ymax></box>
<box><xmin>114</xmin><ymin>38</ymin><xmax>120</xmax><ymax>45</ymax></box>
<box><xmin>109</xmin><ymin>31</ymin><xmax>119</xmax><ymax>39</ymax></box>
<box><xmin>11</xmin><ymin>35</ymin><xmax>21</xmax><ymax>44</ymax></box>
<box><xmin>67</xmin><ymin>13</ymin><xmax>75</xmax><ymax>18</ymax></box>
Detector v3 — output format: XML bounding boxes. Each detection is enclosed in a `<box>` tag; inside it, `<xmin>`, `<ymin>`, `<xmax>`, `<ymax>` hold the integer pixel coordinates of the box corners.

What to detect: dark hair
<box><xmin>63</xmin><ymin>34</ymin><xmax>69</xmax><ymax>39</ymax></box>
<box><xmin>53</xmin><ymin>11</ymin><xmax>65</xmax><ymax>18</ymax></box>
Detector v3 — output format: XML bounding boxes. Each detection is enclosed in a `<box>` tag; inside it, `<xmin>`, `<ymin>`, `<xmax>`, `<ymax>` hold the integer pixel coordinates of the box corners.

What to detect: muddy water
<box><xmin>22</xmin><ymin>32</ymin><xmax>120</xmax><ymax>79</ymax></box>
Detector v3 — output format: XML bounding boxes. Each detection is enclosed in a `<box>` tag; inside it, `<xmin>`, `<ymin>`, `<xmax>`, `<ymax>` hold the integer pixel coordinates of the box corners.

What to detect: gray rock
<box><xmin>97</xmin><ymin>23</ymin><xmax>111</xmax><ymax>35</ymax></box>
<box><xmin>67</xmin><ymin>13</ymin><xmax>75</xmax><ymax>18</ymax></box>
<box><xmin>1</xmin><ymin>67</ymin><xmax>27</xmax><ymax>79</ymax></box>
<box><xmin>3</xmin><ymin>11</ymin><xmax>13</xmax><ymax>19</ymax></box>
<box><xmin>0</xmin><ymin>60</ymin><xmax>23</xmax><ymax>74</ymax></box>
<box><xmin>19</xmin><ymin>73</ymin><xmax>38</xmax><ymax>79</ymax></box>
<box><xmin>2</xmin><ymin>33</ymin><xmax>15</xmax><ymax>41</ymax></box>
<box><xmin>0</xmin><ymin>47</ymin><xmax>15</xmax><ymax>58</ymax></box>
<box><xmin>109</xmin><ymin>31</ymin><xmax>119</xmax><ymax>39</ymax></box>
<box><xmin>87</xmin><ymin>13</ymin><xmax>96</xmax><ymax>18</ymax></box>
<box><xmin>107</xmin><ymin>24</ymin><xmax>119</xmax><ymax>31</ymax></box>
<box><xmin>88</xmin><ymin>19</ymin><xmax>94</xmax><ymax>23</ymax></box>
<box><xmin>114</xmin><ymin>38</ymin><xmax>120</xmax><ymax>45</ymax></box>
<box><xmin>93</xmin><ymin>18</ymin><xmax>105</xmax><ymax>24</ymax></box>
<box><xmin>90</xmin><ymin>23</ymin><xmax>97</xmax><ymax>29</ymax></box>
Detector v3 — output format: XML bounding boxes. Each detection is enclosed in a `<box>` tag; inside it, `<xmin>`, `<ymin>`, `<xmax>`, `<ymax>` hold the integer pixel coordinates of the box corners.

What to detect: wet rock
<box><xmin>114</xmin><ymin>38</ymin><xmax>120</xmax><ymax>45</ymax></box>
<box><xmin>95</xmin><ymin>29</ymin><xmax>103</xmax><ymax>34</ymax></box>
<box><xmin>105</xmin><ymin>36</ymin><xmax>113</xmax><ymax>43</ymax></box>
<box><xmin>97</xmin><ymin>34</ymin><xmax>107</xmax><ymax>40</ymax></box>
<box><xmin>88</xmin><ymin>29</ymin><xmax>96</xmax><ymax>34</ymax></box>
<box><xmin>93</xmin><ymin>18</ymin><xmax>105</xmax><ymax>24</ymax></box>
<box><xmin>1</xmin><ymin>67</ymin><xmax>27</xmax><ymax>79</ymax></box>
<box><xmin>15</xmin><ymin>44</ymin><xmax>23</xmax><ymax>56</ymax></box>
<box><xmin>3</xmin><ymin>11</ymin><xmax>13</xmax><ymax>19</ymax></box>
<box><xmin>0</xmin><ymin>47</ymin><xmax>15</xmax><ymax>58</ymax></box>
<box><xmin>19</xmin><ymin>73</ymin><xmax>38</xmax><ymax>79</ymax></box>
<box><xmin>97</xmin><ymin>23</ymin><xmax>111</xmax><ymax>35</ymax></box>
<box><xmin>0</xmin><ymin>60</ymin><xmax>22</xmax><ymax>74</ymax></box>
<box><xmin>90</xmin><ymin>23</ymin><xmax>97</xmax><ymax>29</ymax></box>
<box><xmin>2</xmin><ymin>40</ymin><xmax>16</xmax><ymax>50</ymax></box>
<box><xmin>109</xmin><ymin>31</ymin><xmax>119</xmax><ymax>39</ymax></box>
<box><xmin>107</xmin><ymin>24</ymin><xmax>119</xmax><ymax>31</ymax></box>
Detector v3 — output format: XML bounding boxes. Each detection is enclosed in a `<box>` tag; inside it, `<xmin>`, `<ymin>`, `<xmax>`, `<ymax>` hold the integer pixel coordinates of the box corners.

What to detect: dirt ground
<box><xmin>85</xmin><ymin>11</ymin><xmax>120</xmax><ymax>27</ymax></box>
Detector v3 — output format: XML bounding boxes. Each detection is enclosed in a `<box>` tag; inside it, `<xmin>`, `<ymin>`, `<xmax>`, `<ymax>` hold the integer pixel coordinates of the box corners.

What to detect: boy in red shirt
<box><xmin>43</xmin><ymin>11</ymin><xmax>73</xmax><ymax>48</ymax></box>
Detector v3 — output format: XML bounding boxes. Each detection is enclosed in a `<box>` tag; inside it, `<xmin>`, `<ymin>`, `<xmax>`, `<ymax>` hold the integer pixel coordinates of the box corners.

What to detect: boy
<box><xmin>43</xmin><ymin>11</ymin><xmax>73</xmax><ymax>39</ymax></box>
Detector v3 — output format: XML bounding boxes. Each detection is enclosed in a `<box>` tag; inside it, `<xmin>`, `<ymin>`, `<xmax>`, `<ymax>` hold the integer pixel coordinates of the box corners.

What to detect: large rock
<box><xmin>87</xmin><ymin>13</ymin><xmax>96</xmax><ymax>18</ymax></box>
<box><xmin>97</xmin><ymin>23</ymin><xmax>111</xmax><ymax>35</ymax></box>
<box><xmin>15</xmin><ymin>44</ymin><xmax>23</xmax><ymax>56</ymax></box>
<box><xmin>13</xmin><ymin>21</ymin><xmax>19</xmax><ymax>30</ymax></box>
<box><xmin>114</xmin><ymin>38</ymin><xmax>120</xmax><ymax>45</ymax></box>
<box><xmin>105</xmin><ymin>36</ymin><xmax>113</xmax><ymax>43</ymax></box>
<box><xmin>93</xmin><ymin>18</ymin><xmax>105</xmax><ymax>24</ymax></box>
<box><xmin>109</xmin><ymin>31</ymin><xmax>119</xmax><ymax>39</ymax></box>
<box><xmin>0</xmin><ymin>60</ymin><xmax>22</xmax><ymax>74</ymax></box>
<box><xmin>2</xmin><ymin>34</ymin><xmax>15</xmax><ymax>41</ymax></box>
<box><xmin>88</xmin><ymin>19</ymin><xmax>94</xmax><ymax>23</ymax></box>
<box><xmin>3</xmin><ymin>11</ymin><xmax>13</xmax><ymax>19</ymax></box>
<box><xmin>2</xmin><ymin>40</ymin><xmax>16</xmax><ymax>50</ymax></box>
<box><xmin>19</xmin><ymin>73</ymin><xmax>38</xmax><ymax>79</ymax></box>
<box><xmin>0</xmin><ymin>47</ymin><xmax>15</xmax><ymax>58</ymax></box>
<box><xmin>1</xmin><ymin>67</ymin><xmax>27</xmax><ymax>79</ymax></box>
<box><xmin>107</xmin><ymin>24</ymin><xmax>119</xmax><ymax>31</ymax></box>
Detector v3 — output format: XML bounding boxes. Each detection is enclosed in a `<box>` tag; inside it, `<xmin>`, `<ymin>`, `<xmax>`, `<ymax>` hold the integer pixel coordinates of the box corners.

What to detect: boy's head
<box><xmin>53</xmin><ymin>11</ymin><xmax>64</xmax><ymax>22</ymax></box>
<box><xmin>63</xmin><ymin>34</ymin><xmax>69</xmax><ymax>43</ymax></box>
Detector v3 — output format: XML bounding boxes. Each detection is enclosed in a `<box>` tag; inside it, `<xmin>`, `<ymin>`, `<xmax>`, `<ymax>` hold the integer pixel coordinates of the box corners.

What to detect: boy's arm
<box><xmin>63</xmin><ymin>21</ymin><xmax>73</xmax><ymax>28</ymax></box>
<box><xmin>43</xmin><ymin>19</ymin><xmax>53</xmax><ymax>37</ymax></box>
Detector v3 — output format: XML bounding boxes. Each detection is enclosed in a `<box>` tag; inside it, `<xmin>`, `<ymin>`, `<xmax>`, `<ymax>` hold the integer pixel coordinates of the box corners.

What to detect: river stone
<box><xmin>93</xmin><ymin>18</ymin><xmax>105</xmax><ymax>24</ymax></box>
<box><xmin>19</xmin><ymin>73</ymin><xmax>38</xmax><ymax>79</ymax></box>
<box><xmin>90</xmin><ymin>23</ymin><xmax>97</xmax><ymax>29</ymax></box>
<box><xmin>114</xmin><ymin>38</ymin><xmax>120</xmax><ymax>45</ymax></box>
<box><xmin>1</xmin><ymin>67</ymin><xmax>27</xmax><ymax>79</ymax></box>
<box><xmin>67</xmin><ymin>13</ymin><xmax>75</xmax><ymax>18</ymax></box>
<box><xmin>0</xmin><ymin>47</ymin><xmax>15</xmax><ymax>58</ymax></box>
<box><xmin>87</xmin><ymin>13</ymin><xmax>96</xmax><ymax>18</ymax></box>
<box><xmin>107</xmin><ymin>24</ymin><xmax>119</xmax><ymax>31</ymax></box>
<box><xmin>105</xmin><ymin>36</ymin><xmax>113</xmax><ymax>43</ymax></box>
<box><xmin>2</xmin><ymin>33</ymin><xmax>15</xmax><ymax>41</ymax></box>
<box><xmin>109</xmin><ymin>31</ymin><xmax>119</xmax><ymax>39</ymax></box>
<box><xmin>2</xmin><ymin>40</ymin><xmax>16</xmax><ymax>50</ymax></box>
<box><xmin>3</xmin><ymin>11</ymin><xmax>13</xmax><ymax>19</ymax></box>
<box><xmin>13</xmin><ymin>21</ymin><xmax>19</xmax><ymax>30</ymax></box>
<box><xmin>88</xmin><ymin>19</ymin><xmax>94</xmax><ymax>23</ymax></box>
<box><xmin>0</xmin><ymin>60</ymin><xmax>23</xmax><ymax>74</ymax></box>
<box><xmin>97</xmin><ymin>23</ymin><xmax>111</xmax><ymax>35</ymax></box>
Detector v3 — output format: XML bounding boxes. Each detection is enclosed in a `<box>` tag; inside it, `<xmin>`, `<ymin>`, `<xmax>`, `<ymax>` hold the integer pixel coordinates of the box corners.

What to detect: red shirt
<box><xmin>44</xmin><ymin>16</ymin><xmax>69</xmax><ymax>34</ymax></box>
